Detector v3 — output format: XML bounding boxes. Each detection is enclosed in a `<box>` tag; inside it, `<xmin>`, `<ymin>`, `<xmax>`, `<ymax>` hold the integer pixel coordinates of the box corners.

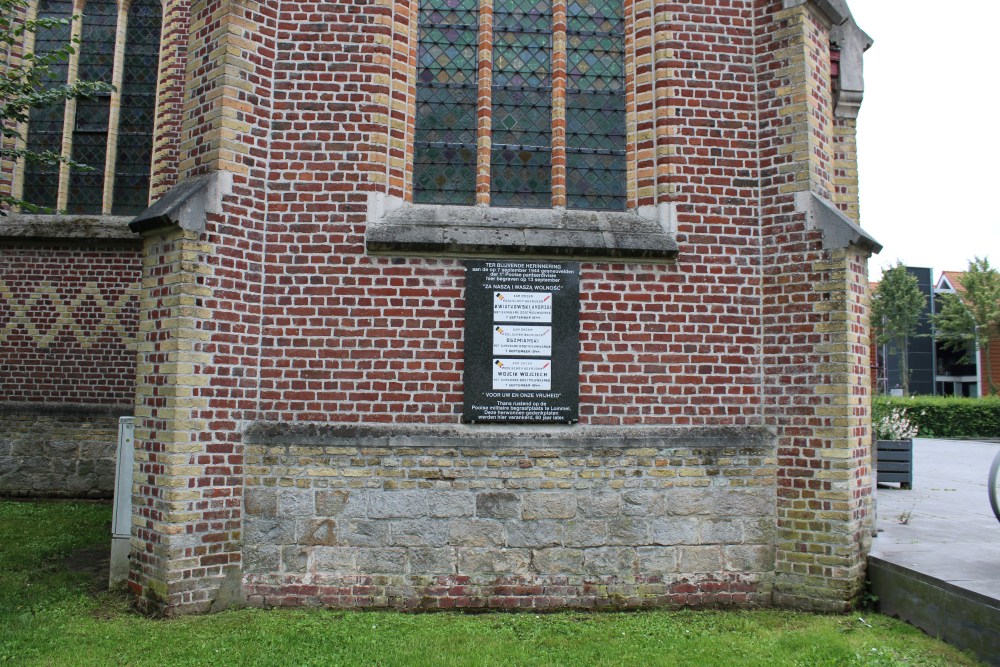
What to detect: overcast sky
<box><xmin>849</xmin><ymin>2</ymin><xmax>1000</xmax><ymax>282</ymax></box>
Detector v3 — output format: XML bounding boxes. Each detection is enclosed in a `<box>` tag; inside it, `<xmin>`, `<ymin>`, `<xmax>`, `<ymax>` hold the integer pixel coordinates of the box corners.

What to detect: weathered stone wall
<box><xmin>0</xmin><ymin>405</ymin><xmax>124</xmax><ymax>498</ymax></box>
<box><xmin>242</xmin><ymin>425</ymin><xmax>777</xmax><ymax>609</ymax></box>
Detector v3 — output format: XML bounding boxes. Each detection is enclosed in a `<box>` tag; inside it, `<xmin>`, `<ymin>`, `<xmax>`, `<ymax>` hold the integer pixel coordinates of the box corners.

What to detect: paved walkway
<box><xmin>871</xmin><ymin>438</ymin><xmax>1000</xmax><ymax>601</ymax></box>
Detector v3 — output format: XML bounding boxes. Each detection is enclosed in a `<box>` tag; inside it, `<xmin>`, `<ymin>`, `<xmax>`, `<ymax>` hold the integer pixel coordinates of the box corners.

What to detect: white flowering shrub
<box><xmin>874</xmin><ymin>408</ymin><xmax>919</xmax><ymax>440</ymax></box>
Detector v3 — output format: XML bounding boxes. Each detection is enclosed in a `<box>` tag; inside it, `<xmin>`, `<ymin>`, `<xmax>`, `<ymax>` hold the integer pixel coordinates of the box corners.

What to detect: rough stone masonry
<box><xmin>1</xmin><ymin>0</ymin><xmax>881</xmax><ymax>615</ymax></box>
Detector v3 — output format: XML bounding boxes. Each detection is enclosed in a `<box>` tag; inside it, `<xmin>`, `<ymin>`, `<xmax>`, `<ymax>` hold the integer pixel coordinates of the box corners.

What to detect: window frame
<box><xmin>14</xmin><ymin>0</ymin><xmax>164</xmax><ymax>216</ymax></box>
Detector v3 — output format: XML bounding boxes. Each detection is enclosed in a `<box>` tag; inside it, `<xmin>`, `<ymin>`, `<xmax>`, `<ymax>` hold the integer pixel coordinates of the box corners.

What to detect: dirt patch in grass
<box><xmin>60</xmin><ymin>543</ymin><xmax>111</xmax><ymax>593</ymax></box>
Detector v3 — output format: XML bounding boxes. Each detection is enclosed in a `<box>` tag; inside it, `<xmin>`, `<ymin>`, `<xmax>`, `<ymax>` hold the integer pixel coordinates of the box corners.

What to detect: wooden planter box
<box><xmin>876</xmin><ymin>439</ymin><xmax>913</xmax><ymax>489</ymax></box>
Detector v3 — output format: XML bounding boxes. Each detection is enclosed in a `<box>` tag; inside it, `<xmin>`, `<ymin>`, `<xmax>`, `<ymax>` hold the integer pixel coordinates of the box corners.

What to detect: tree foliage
<box><xmin>871</xmin><ymin>263</ymin><xmax>926</xmax><ymax>396</ymax></box>
<box><xmin>934</xmin><ymin>257</ymin><xmax>1000</xmax><ymax>395</ymax></box>
<box><xmin>0</xmin><ymin>0</ymin><xmax>112</xmax><ymax>214</ymax></box>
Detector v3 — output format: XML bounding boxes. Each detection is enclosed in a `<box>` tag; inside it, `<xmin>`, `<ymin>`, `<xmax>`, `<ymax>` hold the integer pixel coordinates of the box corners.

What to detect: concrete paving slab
<box><xmin>869</xmin><ymin>438</ymin><xmax>1000</xmax><ymax>665</ymax></box>
<box><xmin>872</xmin><ymin>438</ymin><xmax>1000</xmax><ymax>598</ymax></box>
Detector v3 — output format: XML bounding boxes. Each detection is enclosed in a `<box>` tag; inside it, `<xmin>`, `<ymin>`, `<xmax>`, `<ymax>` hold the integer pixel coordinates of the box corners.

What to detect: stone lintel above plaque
<box><xmin>366</xmin><ymin>200</ymin><xmax>679</xmax><ymax>262</ymax></box>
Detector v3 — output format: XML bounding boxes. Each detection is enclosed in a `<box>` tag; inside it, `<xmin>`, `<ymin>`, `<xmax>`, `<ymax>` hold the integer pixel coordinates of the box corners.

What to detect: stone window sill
<box><xmin>365</xmin><ymin>200</ymin><xmax>678</xmax><ymax>263</ymax></box>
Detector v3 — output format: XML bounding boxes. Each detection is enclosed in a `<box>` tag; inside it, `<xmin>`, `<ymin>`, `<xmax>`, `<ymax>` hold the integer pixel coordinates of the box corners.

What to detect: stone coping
<box><xmin>366</xmin><ymin>204</ymin><xmax>679</xmax><ymax>262</ymax></box>
<box><xmin>244</xmin><ymin>422</ymin><xmax>775</xmax><ymax>449</ymax></box>
<box><xmin>0</xmin><ymin>214</ymin><xmax>138</xmax><ymax>241</ymax></box>
<box><xmin>0</xmin><ymin>401</ymin><xmax>133</xmax><ymax>417</ymax></box>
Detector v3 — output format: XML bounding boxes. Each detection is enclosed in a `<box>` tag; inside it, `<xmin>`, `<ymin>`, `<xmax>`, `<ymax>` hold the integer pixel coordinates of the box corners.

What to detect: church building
<box><xmin>1</xmin><ymin>0</ymin><xmax>880</xmax><ymax>615</ymax></box>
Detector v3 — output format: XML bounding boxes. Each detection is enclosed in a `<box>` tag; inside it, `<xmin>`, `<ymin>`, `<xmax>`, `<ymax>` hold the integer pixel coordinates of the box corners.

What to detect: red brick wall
<box><xmin>0</xmin><ymin>239</ymin><xmax>141</xmax><ymax>406</ymax></box>
<box><xmin>126</xmin><ymin>0</ymin><xmax>877</xmax><ymax>615</ymax></box>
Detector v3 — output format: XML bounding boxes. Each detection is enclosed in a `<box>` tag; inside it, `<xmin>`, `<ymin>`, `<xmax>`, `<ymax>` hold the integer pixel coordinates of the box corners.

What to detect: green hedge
<box><xmin>873</xmin><ymin>395</ymin><xmax>1000</xmax><ymax>439</ymax></box>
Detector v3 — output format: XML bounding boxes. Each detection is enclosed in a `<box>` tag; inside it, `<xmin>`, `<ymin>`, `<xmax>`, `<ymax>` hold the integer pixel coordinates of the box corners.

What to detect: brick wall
<box><xmin>112</xmin><ymin>0</ymin><xmax>880</xmax><ymax>615</ymax></box>
<box><xmin>0</xmin><ymin>219</ymin><xmax>140</xmax><ymax>497</ymax></box>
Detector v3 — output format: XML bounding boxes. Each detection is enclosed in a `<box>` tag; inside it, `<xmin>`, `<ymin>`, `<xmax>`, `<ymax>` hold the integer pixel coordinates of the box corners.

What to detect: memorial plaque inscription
<box><xmin>463</xmin><ymin>260</ymin><xmax>580</xmax><ymax>423</ymax></box>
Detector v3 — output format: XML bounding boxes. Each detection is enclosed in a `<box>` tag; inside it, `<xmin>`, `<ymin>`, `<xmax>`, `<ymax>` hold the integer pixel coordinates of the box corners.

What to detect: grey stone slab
<box><xmin>367</xmin><ymin>490</ymin><xmax>427</xmax><ymax>518</ymax></box>
<box><xmin>243</xmin><ymin>545</ymin><xmax>281</xmax><ymax>574</ymax></box>
<box><xmin>872</xmin><ymin>439</ymin><xmax>1000</xmax><ymax>601</ymax></box>
<box><xmin>506</xmin><ymin>520</ymin><xmax>560</xmax><ymax>548</ymax></box>
<box><xmin>522</xmin><ymin>492</ymin><xmax>577</xmax><ymax>520</ymax></box>
<box><xmin>389</xmin><ymin>519</ymin><xmax>449</xmax><ymax>547</ymax></box>
<box><xmin>428</xmin><ymin>491</ymin><xmax>474</xmax><ymax>518</ymax></box>
<box><xmin>407</xmin><ymin>547</ymin><xmax>457</xmax><ymax>575</ymax></box>
<box><xmin>578</xmin><ymin>492</ymin><xmax>621</xmax><ymax>518</ymax></box>
<box><xmin>476</xmin><ymin>491</ymin><xmax>520</xmax><ymax>519</ymax></box>
<box><xmin>315</xmin><ymin>490</ymin><xmax>351</xmax><ymax>516</ymax></box>
<box><xmin>678</xmin><ymin>546</ymin><xmax>724</xmax><ymax>574</ymax></box>
<box><xmin>281</xmin><ymin>546</ymin><xmax>309</xmax><ymax>574</ymax></box>
<box><xmin>357</xmin><ymin>548</ymin><xmax>408</xmax><ymax>574</ymax></box>
<box><xmin>623</xmin><ymin>490</ymin><xmax>667</xmax><ymax>517</ymax></box>
<box><xmin>457</xmin><ymin>547</ymin><xmax>531</xmax><ymax>574</ymax></box>
<box><xmin>700</xmin><ymin>518</ymin><xmax>743</xmax><ymax>544</ymax></box>
<box><xmin>607</xmin><ymin>517</ymin><xmax>650</xmax><ymax>546</ymax></box>
<box><xmin>583</xmin><ymin>547</ymin><xmax>637</xmax><ymax>576</ymax></box>
<box><xmin>297</xmin><ymin>518</ymin><xmax>339</xmax><ymax>546</ymax></box>
<box><xmin>244</xmin><ymin>518</ymin><xmax>295</xmax><ymax>545</ymax></box>
<box><xmin>637</xmin><ymin>546</ymin><xmax>678</xmax><ymax>573</ymax></box>
<box><xmin>649</xmin><ymin>517</ymin><xmax>700</xmax><ymax>546</ymax></box>
<box><xmin>313</xmin><ymin>546</ymin><xmax>357</xmax><ymax>573</ymax></box>
<box><xmin>532</xmin><ymin>547</ymin><xmax>584</xmax><ymax>574</ymax></box>
<box><xmin>449</xmin><ymin>519</ymin><xmax>505</xmax><ymax>547</ymax></box>
<box><xmin>278</xmin><ymin>489</ymin><xmax>314</xmax><ymax>517</ymax></box>
<box><xmin>560</xmin><ymin>520</ymin><xmax>608</xmax><ymax>547</ymax></box>
<box><xmin>339</xmin><ymin>519</ymin><xmax>390</xmax><ymax>547</ymax></box>
<box><xmin>723</xmin><ymin>544</ymin><xmax>775</xmax><ymax>572</ymax></box>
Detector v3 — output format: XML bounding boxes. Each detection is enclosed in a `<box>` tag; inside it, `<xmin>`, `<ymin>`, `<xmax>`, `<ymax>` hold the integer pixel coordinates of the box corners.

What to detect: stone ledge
<box><xmin>244</xmin><ymin>422</ymin><xmax>774</xmax><ymax>449</ymax></box>
<box><xmin>782</xmin><ymin>0</ymin><xmax>849</xmax><ymax>25</ymax></box>
<box><xmin>128</xmin><ymin>171</ymin><xmax>233</xmax><ymax>234</ymax></box>
<box><xmin>366</xmin><ymin>204</ymin><xmax>679</xmax><ymax>262</ymax></box>
<box><xmin>0</xmin><ymin>214</ymin><xmax>138</xmax><ymax>241</ymax></box>
<box><xmin>795</xmin><ymin>191</ymin><xmax>882</xmax><ymax>254</ymax></box>
<box><xmin>0</xmin><ymin>401</ymin><xmax>133</xmax><ymax>417</ymax></box>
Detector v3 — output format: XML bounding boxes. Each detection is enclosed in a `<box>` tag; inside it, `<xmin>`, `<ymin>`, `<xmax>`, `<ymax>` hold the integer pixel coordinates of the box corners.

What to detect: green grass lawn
<box><xmin>0</xmin><ymin>501</ymin><xmax>981</xmax><ymax>666</ymax></box>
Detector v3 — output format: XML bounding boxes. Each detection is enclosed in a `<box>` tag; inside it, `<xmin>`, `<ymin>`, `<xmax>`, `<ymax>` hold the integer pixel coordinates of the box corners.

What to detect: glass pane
<box><xmin>565</xmin><ymin>0</ymin><xmax>625</xmax><ymax>211</ymax></box>
<box><xmin>491</xmin><ymin>0</ymin><xmax>551</xmax><ymax>207</ymax></box>
<box><xmin>414</xmin><ymin>144</ymin><xmax>477</xmax><ymax>205</ymax></box>
<box><xmin>112</xmin><ymin>0</ymin><xmax>162</xmax><ymax>215</ymax></box>
<box><xmin>67</xmin><ymin>0</ymin><xmax>117</xmax><ymax>214</ymax></box>
<box><xmin>565</xmin><ymin>151</ymin><xmax>625</xmax><ymax>211</ymax></box>
<box><xmin>23</xmin><ymin>0</ymin><xmax>74</xmax><ymax>210</ymax></box>
<box><xmin>413</xmin><ymin>0</ymin><xmax>478</xmax><ymax>205</ymax></box>
<box><xmin>490</xmin><ymin>146</ymin><xmax>550</xmax><ymax>208</ymax></box>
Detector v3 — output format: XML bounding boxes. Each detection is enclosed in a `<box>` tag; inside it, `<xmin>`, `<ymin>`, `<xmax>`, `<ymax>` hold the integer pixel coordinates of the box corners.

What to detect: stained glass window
<box><xmin>413</xmin><ymin>0</ymin><xmax>479</xmax><ymax>205</ymax></box>
<box><xmin>20</xmin><ymin>0</ymin><xmax>161</xmax><ymax>215</ymax></box>
<box><xmin>490</xmin><ymin>0</ymin><xmax>551</xmax><ymax>208</ymax></box>
<box><xmin>112</xmin><ymin>0</ymin><xmax>162</xmax><ymax>215</ymax></box>
<box><xmin>414</xmin><ymin>0</ymin><xmax>625</xmax><ymax>211</ymax></box>
<box><xmin>67</xmin><ymin>0</ymin><xmax>117</xmax><ymax>214</ymax></box>
<box><xmin>23</xmin><ymin>0</ymin><xmax>74</xmax><ymax>210</ymax></box>
<box><xmin>565</xmin><ymin>0</ymin><xmax>625</xmax><ymax>210</ymax></box>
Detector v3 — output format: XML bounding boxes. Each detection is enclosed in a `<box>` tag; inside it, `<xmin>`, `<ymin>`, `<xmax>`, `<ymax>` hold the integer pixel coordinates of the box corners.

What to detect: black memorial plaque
<box><xmin>463</xmin><ymin>260</ymin><xmax>580</xmax><ymax>423</ymax></box>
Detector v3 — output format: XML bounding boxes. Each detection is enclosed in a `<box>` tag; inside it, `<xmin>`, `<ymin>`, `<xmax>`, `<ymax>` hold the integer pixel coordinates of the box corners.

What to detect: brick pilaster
<box><xmin>759</xmin><ymin>0</ymin><xmax>873</xmax><ymax>611</ymax></box>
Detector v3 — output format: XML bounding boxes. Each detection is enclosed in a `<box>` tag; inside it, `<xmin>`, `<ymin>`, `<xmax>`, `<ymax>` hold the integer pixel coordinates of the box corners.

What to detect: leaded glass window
<box><xmin>19</xmin><ymin>0</ymin><xmax>162</xmax><ymax>215</ymax></box>
<box><xmin>113</xmin><ymin>0</ymin><xmax>162</xmax><ymax>215</ymax></box>
<box><xmin>413</xmin><ymin>0</ymin><xmax>479</xmax><ymax>205</ymax></box>
<box><xmin>565</xmin><ymin>0</ymin><xmax>625</xmax><ymax>210</ymax></box>
<box><xmin>490</xmin><ymin>0</ymin><xmax>551</xmax><ymax>208</ymax></box>
<box><xmin>23</xmin><ymin>0</ymin><xmax>74</xmax><ymax>209</ymax></box>
<box><xmin>67</xmin><ymin>0</ymin><xmax>117</xmax><ymax>214</ymax></box>
<box><xmin>413</xmin><ymin>0</ymin><xmax>626</xmax><ymax>211</ymax></box>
